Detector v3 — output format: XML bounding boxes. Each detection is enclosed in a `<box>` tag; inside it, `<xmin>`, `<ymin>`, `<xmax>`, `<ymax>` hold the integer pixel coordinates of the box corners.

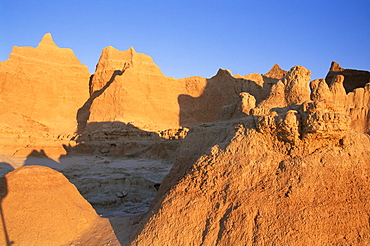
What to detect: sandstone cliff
<box><xmin>0</xmin><ymin>33</ymin><xmax>90</xmax><ymax>132</ymax></box>
<box><xmin>81</xmin><ymin>47</ymin><xmax>283</xmax><ymax>132</ymax></box>
<box><xmin>0</xmin><ymin>34</ymin><xmax>90</xmax><ymax>157</ymax></box>
<box><xmin>74</xmin><ymin>47</ymin><xmax>285</xmax><ymax>158</ymax></box>
<box><xmin>129</xmin><ymin>65</ymin><xmax>370</xmax><ymax>245</ymax></box>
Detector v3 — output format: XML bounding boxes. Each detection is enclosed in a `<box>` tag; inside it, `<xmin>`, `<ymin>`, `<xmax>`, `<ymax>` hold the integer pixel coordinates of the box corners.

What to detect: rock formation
<box><xmin>80</xmin><ymin>45</ymin><xmax>206</xmax><ymax>131</ymax></box>
<box><xmin>75</xmin><ymin>47</ymin><xmax>284</xmax><ymax>157</ymax></box>
<box><xmin>0</xmin><ymin>34</ymin><xmax>292</xmax><ymax>159</ymax></box>
<box><xmin>0</xmin><ymin>165</ymin><xmax>118</xmax><ymax>245</ymax></box>
<box><xmin>1</xmin><ymin>34</ymin><xmax>370</xmax><ymax>245</ymax></box>
<box><xmin>263</xmin><ymin>63</ymin><xmax>288</xmax><ymax>79</ymax></box>
<box><xmin>0</xmin><ymin>34</ymin><xmax>90</xmax><ymax>157</ymax></box>
<box><xmin>0</xmin><ymin>33</ymin><xmax>90</xmax><ymax>132</ymax></box>
<box><xmin>252</xmin><ymin>65</ymin><xmax>311</xmax><ymax>116</ymax></box>
<box><xmin>81</xmin><ymin>47</ymin><xmax>286</xmax><ymax>132</ymax></box>
<box><xmin>129</xmin><ymin>64</ymin><xmax>370</xmax><ymax>245</ymax></box>
<box><xmin>325</xmin><ymin>61</ymin><xmax>370</xmax><ymax>93</ymax></box>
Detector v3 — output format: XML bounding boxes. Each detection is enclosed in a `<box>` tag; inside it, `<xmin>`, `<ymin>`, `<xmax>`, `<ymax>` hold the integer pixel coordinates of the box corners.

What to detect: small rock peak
<box><xmin>264</xmin><ymin>64</ymin><xmax>288</xmax><ymax>79</ymax></box>
<box><xmin>215</xmin><ymin>68</ymin><xmax>232</xmax><ymax>77</ymax></box>
<box><xmin>129</xmin><ymin>46</ymin><xmax>136</xmax><ymax>53</ymax></box>
<box><xmin>329</xmin><ymin>61</ymin><xmax>344</xmax><ymax>72</ymax></box>
<box><xmin>37</xmin><ymin>33</ymin><xmax>57</xmax><ymax>48</ymax></box>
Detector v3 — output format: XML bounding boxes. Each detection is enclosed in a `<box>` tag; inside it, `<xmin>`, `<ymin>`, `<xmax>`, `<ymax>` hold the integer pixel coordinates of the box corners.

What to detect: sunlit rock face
<box><xmin>84</xmin><ymin>46</ymin><xmax>207</xmax><ymax>131</ymax></box>
<box><xmin>0</xmin><ymin>165</ymin><xmax>104</xmax><ymax>245</ymax></box>
<box><xmin>0</xmin><ymin>34</ymin><xmax>90</xmax><ymax>157</ymax></box>
<box><xmin>84</xmin><ymin>47</ymin><xmax>284</xmax><ymax>132</ymax></box>
<box><xmin>0</xmin><ymin>33</ymin><xmax>90</xmax><ymax>132</ymax></box>
<box><xmin>129</xmin><ymin>64</ymin><xmax>370</xmax><ymax>246</ymax></box>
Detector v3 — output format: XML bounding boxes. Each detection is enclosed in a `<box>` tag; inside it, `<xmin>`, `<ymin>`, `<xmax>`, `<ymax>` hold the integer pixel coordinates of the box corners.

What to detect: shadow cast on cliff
<box><xmin>76</xmin><ymin>69</ymin><xmax>126</xmax><ymax>134</ymax></box>
<box><xmin>67</xmin><ymin>121</ymin><xmax>185</xmax><ymax>160</ymax></box>
<box><xmin>178</xmin><ymin>70</ymin><xmax>279</xmax><ymax>127</ymax></box>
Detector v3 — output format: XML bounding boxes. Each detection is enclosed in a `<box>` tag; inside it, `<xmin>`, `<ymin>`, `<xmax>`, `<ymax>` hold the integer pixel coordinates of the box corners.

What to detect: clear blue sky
<box><xmin>1</xmin><ymin>0</ymin><xmax>369</xmax><ymax>80</ymax></box>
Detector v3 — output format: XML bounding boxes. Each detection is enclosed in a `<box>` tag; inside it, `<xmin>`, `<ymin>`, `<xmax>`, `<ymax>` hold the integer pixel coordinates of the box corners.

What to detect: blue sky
<box><xmin>0</xmin><ymin>0</ymin><xmax>369</xmax><ymax>80</ymax></box>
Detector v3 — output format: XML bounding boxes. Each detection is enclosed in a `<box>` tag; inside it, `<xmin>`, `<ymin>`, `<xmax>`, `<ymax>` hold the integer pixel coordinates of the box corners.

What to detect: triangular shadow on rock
<box><xmin>76</xmin><ymin>68</ymin><xmax>127</xmax><ymax>134</ymax></box>
<box><xmin>178</xmin><ymin>69</ymin><xmax>281</xmax><ymax>127</ymax></box>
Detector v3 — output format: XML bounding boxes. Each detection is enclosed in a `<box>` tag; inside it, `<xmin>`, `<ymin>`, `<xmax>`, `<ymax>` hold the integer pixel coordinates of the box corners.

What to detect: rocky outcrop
<box><xmin>0</xmin><ymin>165</ymin><xmax>118</xmax><ymax>245</ymax></box>
<box><xmin>0</xmin><ymin>34</ymin><xmax>90</xmax><ymax>157</ymax></box>
<box><xmin>76</xmin><ymin>47</ymin><xmax>284</xmax><ymax>157</ymax></box>
<box><xmin>0</xmin><ymin>33</ymin><xmax>90</xmax><ymax>132</ymax></box>
<box><xmin>83</xmin><ymin>47</ymin><xmax>285</xmax><ymax>133</ymax></box>
<box><xmin>129</xmin><ymin>68</ymin><xmax>370</xmax><ymax>245</ymax></box>
<box><xmin>325</xmin><ymin>61</ymin><xmax>370</xmax><ymax>93</ymax></box>
<box><xmin>309</xmin><ymin>75</ymin><xmax>370</xmax><ymax>133</ymax></box>
<box><xmin>217</xmin><ymin>92</ymin><xmax>256</xmax><ymax>120</ymax></box>
<box><xmin>81</xmin><ymin>46</ymin><xmax>207</xmax><ymax>131</ymax></box>
<box><xmin>130</xmin><ymin>122</ymin><xmax>370</xmax><ymax>245</ymax></box>
<box><xmin>252</xmin><ymin>65</ymin><xmax>311</xmax><ymax>115</ymax></box>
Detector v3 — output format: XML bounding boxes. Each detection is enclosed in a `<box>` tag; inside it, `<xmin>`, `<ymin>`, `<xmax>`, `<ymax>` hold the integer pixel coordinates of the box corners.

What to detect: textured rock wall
<box><xmin>0</xmin><ymin>33</ymin><xmax>90</xmax><ymax>132</ymax></box>
<box><xmin>131</xmin><ymin>122</ymin><xmax>370</xmax><ymax>245</ymax></box>
<box><xmin>129</xmin><ymin>63</ymin><xmax>370</xmax><ymax>245</ymax></box>
<box><xmin>84</xmin><ymin>47</ymin><xmax>282</xmax><ymax>132</ymax></box>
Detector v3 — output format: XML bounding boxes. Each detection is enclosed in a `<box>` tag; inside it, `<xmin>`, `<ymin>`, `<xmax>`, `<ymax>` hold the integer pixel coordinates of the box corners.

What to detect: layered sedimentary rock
<box><xmin>325</xmin><ymin>61</ymin><xmax>370</xmax><ymax>93</ymax></box>
<box><xmin>0</xmin><ymin>34</ymin><xmax>90</xmax><ymax>157</ymax></box>
<box><xmin>129</xmin><ymin>65</ymin><xmax>370</xmax><ymax>245</ymax></box>
<box><xmin>0</xmin><ymin>33</ymin><xmax>90</xmax><ymax>132</ymax></box>
<box><xmin>75</xmin><ymin>47</ymin><xmax>284</xmax><ymax>157</ymax></box>
<box><xmin>81</xmin><ymin>47</ymin><xmax>282</xmax><ymax>132</ymax></box>
<box><xmin>0</xmin><ymin>165</ymin><xmax>117</xmax><ymax>245</ymax></box>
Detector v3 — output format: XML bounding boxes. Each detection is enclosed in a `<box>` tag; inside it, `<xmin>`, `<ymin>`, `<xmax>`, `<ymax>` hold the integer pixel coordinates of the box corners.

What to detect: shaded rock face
<box><xmin>129</xmin><ymin>63</ymin><xmax>370</xmax><ymax>245</ymax></box>
<box><xmin>0</xmin><ymin>166</ymin><xmax>104</xmax><ymax>245</ymax></box>
<box><xmin>325</xmin><ymin>61</ymin><xmax>370</xmax><ymax>93</ymax></box>
<box><xmin>0</xmin><ymin>33</ymin><xmax>90</xmax><ymax>132</ymax></box>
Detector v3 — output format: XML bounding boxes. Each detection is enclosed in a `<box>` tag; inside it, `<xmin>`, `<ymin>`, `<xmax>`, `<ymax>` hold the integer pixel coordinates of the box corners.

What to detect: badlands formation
<box><xmin>0</xmin><ymin>34</ymin><xmax>369</xmax><ymax>245</ymax></box>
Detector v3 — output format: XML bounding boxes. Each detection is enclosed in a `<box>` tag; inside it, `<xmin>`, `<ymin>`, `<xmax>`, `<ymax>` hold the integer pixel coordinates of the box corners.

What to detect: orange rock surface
<box><xmin>81</xmin><ymin>47</ymin><xmax>281</xmax><ymax>132</ymax></box>
<box><xmin>129</xmin><ymin>65</ymin><xmax>370</xmax><ymax>245</ymax></box>
<box><xmin>0</xmin><ymin>34</ymin><xmax>370</xmax><ymax>245</ymax></box>
<box><xmin>0</xmin><ymin>166</ymin><xmax>118</xmax><ymax>245</ymax></box>
<box><xmin>0</xmin><ymin>33</ymin><xmax>90</xmax><ymax>132</ymax></box>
